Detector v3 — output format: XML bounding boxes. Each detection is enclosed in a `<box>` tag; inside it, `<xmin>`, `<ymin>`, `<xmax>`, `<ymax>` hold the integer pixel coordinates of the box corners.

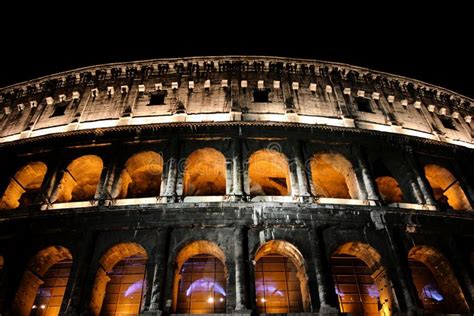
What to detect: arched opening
<box><xmin>254</xmin><ymin>240</ymin><xmax>310</xmax><ymax>314</ymax></box>
<box><xmin>0</xmin><ymin>162</ymin><xmax>47</xmax><ymax>209</ymax></box>
<box><xmin>117</xmin><ymin>151</ymin><xmax>163</xmax><ymax>198</ymax></box>
<box><xmin>183</xmin><ymin>148</ymin><xmax>226</xmax><ymax>196</ymax></box>
<box><xmin>424</xmin><ymin>164</ymin><xmax>471</xmax><ymax>211</ymax></box>
<box><xmin>310</xmin><ymin>152</ymin><xmax>360</xmax><ymax>199</ymax></box>
<box><xmin>249</xmin><ymin>150</ymin><xmax>290</xmax><ymax>196</ymax></box>
<box><xmin>90</xmin><ymin>243</ymin><xmax>148</xmax><ymax>316</ymax></box>
<box><xmin>331</xmin><ymin>241</ymin><xmax>393</xmax><ymax>316</ymax></box>
<box><xmin>372</xmin><ymin>160</ymin><xmax>404</xmax><ymax>204</ymax></box>
<box><xmin>54</xmin><ymin>155</ymin><xmax>103</xmax><ymax>203</ymax></box>
<box><xmin>408</xmin><ymin>246</ymin><xmax>469</xmax><ymax>313</ymax></box>
<box><xmin>12</xmin><ymin>246</ymin><xmax>72</xmax><ymax>316</ymax></box>
<box><xmin>173</xmin><ymin>241</ymin><xmax>227</xmax><ymax>314</ymax></box>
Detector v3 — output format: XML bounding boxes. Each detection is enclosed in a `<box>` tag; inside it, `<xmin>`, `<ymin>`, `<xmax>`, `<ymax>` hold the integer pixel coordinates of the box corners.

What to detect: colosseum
<box><xmin>0</xmin><ymin>56</ymin><xmax>472</xmax><ymax>316</ymax></box>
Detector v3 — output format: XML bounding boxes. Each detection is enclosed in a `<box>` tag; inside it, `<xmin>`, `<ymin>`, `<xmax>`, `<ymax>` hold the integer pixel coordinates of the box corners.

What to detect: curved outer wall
<box><xmin>0</xmin><ymin>56</ymin><xmax>473</xmax><ymax>315</ymax></box>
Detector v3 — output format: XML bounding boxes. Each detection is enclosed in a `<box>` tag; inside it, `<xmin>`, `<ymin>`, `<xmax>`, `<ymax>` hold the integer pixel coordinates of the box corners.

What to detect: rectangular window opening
<box><xmin>51</xmin><ymin>103</ymin><xmax>68</xmax><ymax>117</ymax></box>
<box><xmin>356</xmin><ymin>97</ymin><xmax>373</xmax><ymax>113</ymax></box>
<box><xmin>439</xmin><ymin>116</ymin><xmax>457</xmax><ymax>130</ymax></box>
<box><xmin>253</xmin><ymin>88</ymin><xmax>270</xmax><ymax>103</ymax></box>
<box><xmin>148</xmin><ymin>91</ymin><xmax>167</xmax><ymax>106</ymax></box>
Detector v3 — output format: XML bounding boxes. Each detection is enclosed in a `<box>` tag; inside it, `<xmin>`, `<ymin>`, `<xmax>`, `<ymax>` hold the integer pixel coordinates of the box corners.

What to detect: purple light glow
<box><xmin>334</xmin><ymin>286</ymin><xmax>344</xmax><ymax>297</ymax></box>
<box><xmin>255</xmin><ymin>281</ymin><xmax>284</xmax><ymax>297</ymax></box>
<box><xmin>368</xmin><ymin>284</ymin><xmax>380</xmax><ymax>298</ymax></box>
<box><xmin>38</xmin><ymin>288</ymin><xmax>52</xmax><ymax>297</ymax></box>
<box><xmin>423</xmin><ymin>283</ymin><xmax>444</xmax><ymax>302</ymax></box>
<box><xmin>185</xmin><ymin>278</ymin><xmax>226</xmax><ymax>297</ymax></box>
<box><xmin>124</xmin><ymin>280</ymin><xmax>144</xmax><ymax>297</ymax></box>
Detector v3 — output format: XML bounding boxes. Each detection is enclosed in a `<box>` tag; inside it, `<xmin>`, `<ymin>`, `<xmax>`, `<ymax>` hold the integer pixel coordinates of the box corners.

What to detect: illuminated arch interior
<box><xmin>0</xmin><ymin>162</ymin><xmax>47</xmax><ymax>209</ymax></box>
<box><xmin>254</xmin><ymin>240</ymin><xmax>310</xmax><ymax>313</ymax></box>
<box><xmin>183</xmin><ymin>148</ymin><xmax>226</xmax><ymax>196</ymax></box>
<box><xmin>90</xmin><ymin>242</ymin><xmax>148</xmax><ymax>316</ymax></box>
<box><xmin>373</xmin><ymin>159</ymin><xmax>404</xmax><ymax>204</ymax></box>
<box><xmin>331</xmin><ymin>241</ymin><xmax>393</xmax><ymax>316</ymax></box>
<box><xmin>424</xmin><ymin>164</ymin><xmax>471</xmax><ymax>211</ymax></box>
<box><xmin>310</xmin><ymin>153</ymin><xmax>360</xmax><ymax>199</ymax></box>
<box><xmin>118</xmin><ymin>151</ymin><xmax>163</xmax><ymax>198</ymax></box>
<box><xmin>249</xmin><ymin>150</ymin><xmax>290</xmax><ymax>196</ymax></box>
<box><xmin>12</xmin><ymin>246</ymin><xmax>72</xmax><ymax>316</ymax></box>
<box><xmin>173</xmin><ymin>241</ymin><xmax>227</xmax><ymax>314</ymax></box>
<box><xmin>408</xmin><ymin>246</ymin><xmax>469</xmax><ymax>313</ymax></box>
<box><xmin>55</xmin><ymin>155</ymin><xmax>103</xmax><ymax>203</ymax></box>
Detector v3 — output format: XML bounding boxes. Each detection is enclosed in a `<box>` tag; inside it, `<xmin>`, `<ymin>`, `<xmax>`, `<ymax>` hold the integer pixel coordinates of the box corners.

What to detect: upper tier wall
<box><xmin>0</xmin><ymin>56</ymin><xmax>472</xmax><ymax>148</ymax></box>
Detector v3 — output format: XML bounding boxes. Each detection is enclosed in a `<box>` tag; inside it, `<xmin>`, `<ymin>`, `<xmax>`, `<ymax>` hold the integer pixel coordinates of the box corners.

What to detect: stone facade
<box><xmin>0</xmin><ymin>56</ymin><xmax>473</xmax><ymax>315</ymax></box>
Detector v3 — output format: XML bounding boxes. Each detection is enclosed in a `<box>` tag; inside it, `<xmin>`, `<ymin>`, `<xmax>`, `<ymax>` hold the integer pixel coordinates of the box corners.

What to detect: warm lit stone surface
<box><xmin>0</xmin><ymin>56</ymin><xmax>472</xmax><ymax>316</ymax></box>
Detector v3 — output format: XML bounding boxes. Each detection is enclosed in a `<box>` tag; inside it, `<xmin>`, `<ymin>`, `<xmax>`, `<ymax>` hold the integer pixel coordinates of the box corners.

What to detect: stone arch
<box><xmin>117</xmin><ymin>151</ymin><xmax>163</xmax><ymax>198</ymax></box>
<box><xmin>310</xmin><ymin>152</ymin><xmax>360</xmax><ymax>199</ymax></box>
<box><xmin>90</xmin><ymin>242</ymin><xmax>148</xmax><ymax>316</ymax></box>
<box><xmin>12</xmin><ymin>246</ymin><xmax>72</xmax><ymax>316</ymax></box>
<box><xmin>424</xmin><ymin>164</ymin><xmax>471</xmax><ymax>211</ymax></box>
<box><xmin>0</xmin><ymin>161</ymin><xmax>47</xmax><ymax>209</ymax></box>
<box><xmin>408</xmin><ymin>245</ymin><xmax>469</xmax><ymax>313</ymax></box>
<box><xmin>172</xmin><ymin>240</ymin><xmax>227</xmax><ymax>313</ymax></box>
<box><xmin>183</xmin><ymin>148</ymin><xmax>226</xmax><ymax>196</ymax></box>
<box><xmin>331</xmin><ymin>241</ymin><xmax>394</xmax><ymax>316</ymax></box>
<box><xmin>248</xmin><ymin>149</ymin><xmax>291</xmax><ymax>196</ymax></box>
<box><xmin>254</xmin><ymin>240</ymin><xmax>310</xmax><ymax>313</ymax></box>
<box><xmin>54</xmin><ymin>155</ymin><xmax>103</xmax><ymax>203</ymax></box>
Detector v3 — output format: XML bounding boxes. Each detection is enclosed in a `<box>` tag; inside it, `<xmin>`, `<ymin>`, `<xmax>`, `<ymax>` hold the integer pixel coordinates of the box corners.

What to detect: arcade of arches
<box><xmin>0</xmin><ymin>240</ymin><xmax>471</xmax><ymax>315</ymax></box>
<box><xmin>0</xmin><ymin>150</ymin><xmax>472</xmax><ymax>212</ymax></box>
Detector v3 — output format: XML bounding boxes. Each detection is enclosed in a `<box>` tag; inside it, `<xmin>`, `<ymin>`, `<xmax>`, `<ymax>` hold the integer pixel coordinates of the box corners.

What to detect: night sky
<box><xmin>1</xmin><ymin>8</ymin><xmax>472</xmax><ymax>98</ymax></box>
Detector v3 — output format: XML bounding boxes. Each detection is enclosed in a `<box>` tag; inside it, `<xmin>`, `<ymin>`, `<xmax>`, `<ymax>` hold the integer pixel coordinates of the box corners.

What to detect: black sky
<box><xmin>1</xmin><ymin>7</ymin><xmax>472</xmax><ymax>98</ymax></box>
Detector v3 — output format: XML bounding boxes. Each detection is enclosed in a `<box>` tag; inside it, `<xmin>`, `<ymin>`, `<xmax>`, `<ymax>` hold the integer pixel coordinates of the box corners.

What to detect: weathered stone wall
<box><xmin>0</xmin><ymin>57</ymin><xmax>472</xmax><ymax>315</ymax></box>
<box><xmin>0</xmin><ymin>57</ymin><xmax>472</xmax><ymax>150</ymax></box>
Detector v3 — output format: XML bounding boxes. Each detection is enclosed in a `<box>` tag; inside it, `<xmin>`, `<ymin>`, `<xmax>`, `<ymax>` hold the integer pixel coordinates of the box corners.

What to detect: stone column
<box><xmin>11</xmin><ymin>269</ymin><xmax>44</xmax><ymax>316</ymax></box>
<box><xmin>404</xmin><ymin>147</ymin><xmax>437</xmax><ymax>206</ymax></box>
<box><xmin>452</xmin><ymin>163</ymin><xmax>474</xmax><ymax>208</ymax></box>
<box><xmin>37</xmin><ymin>151</ymin><xmax>62</xmax><ymax>207</ymax></box>
<box><xmin>146</xmin><ymin>228</ymin><xmax>169</xmax><ymax>315</ymax></box>
<box><xmin>446</xmin><ymin>239</ymin><xmax>474</xmax><ymax>306</ymax></box>
<box><xmin>309</xmin><ymin>227</ymin><xmax>338</xmax><ymax>313</ymax></box>
<box><xmin>382</xmin><ymin>228</ymin><xmax>420</xmax><ymax>313</ymax></box>
<box><xmin>292</xmin><ymin>141</ymin><xmax>310</xmax><ymax>200</ymax></box>
<box><xmin>234</xmin><ymin>226</ymin><xmax>249</xmax><ymax>311</ymax></box>
<box><xmin>163</xmin><ymin>137</ymin><xmax>179</xmax><ymax>202</ymax></box>
<box><xmin>97</xmin><ymin>147</ymin><xmax>119</xmax><ymax>205</ymax></box>
<box><xmin>288</xmin><ymin>149</ymin><xmax>300</xmax><ymax>198</ymax></box>
<box><xmin>353</xmin><ymin>146</ymin><xmax>380</xmax><ymax>202</ymax></box>
<box><xmin>89</xmin><ymin>267</ymin><xmax>111</xmax><ymax>316</ymax></box>
<box><xmin>231</xmin><ymin>137</ymin><xmax>243</xmax><ymax>199</ymax></box>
